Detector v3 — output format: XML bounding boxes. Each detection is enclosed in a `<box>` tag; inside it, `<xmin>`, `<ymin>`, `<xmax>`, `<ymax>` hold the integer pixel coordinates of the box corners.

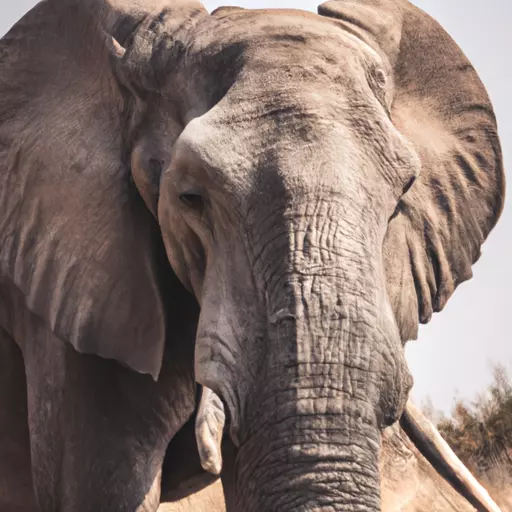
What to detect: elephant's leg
<box><xmin>0</xmin><ymin>326</ymin><xmax>38</xmax><ymax>512</ymax></box>
<box><xmin>16</xmin><ymin>306</ymin><xmax>196</xmax><ymax>512</ymax></box>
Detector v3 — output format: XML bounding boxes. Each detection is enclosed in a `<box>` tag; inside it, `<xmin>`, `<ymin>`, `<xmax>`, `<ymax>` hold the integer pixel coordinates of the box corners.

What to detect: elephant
<box><xmin>0</xmin><ymin>0</ymin><xmax>505</xmax><ymax>511</ymax></box>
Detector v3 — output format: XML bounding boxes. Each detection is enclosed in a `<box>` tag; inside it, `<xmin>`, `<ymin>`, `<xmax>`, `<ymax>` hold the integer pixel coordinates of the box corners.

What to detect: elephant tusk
<box><xmin>104</xmin><ymin>33</ymin><xmax>126</xmax><ymax>58</ymax></box>
<box><xmin>400</xmin><ymin>400</ymin><xmax>501</xmax><ymax>512</ymax></box>
<box><xmin>195</xmin><ymin>386</ymin><xmax>226</xmax><ymax>476</ymax></box>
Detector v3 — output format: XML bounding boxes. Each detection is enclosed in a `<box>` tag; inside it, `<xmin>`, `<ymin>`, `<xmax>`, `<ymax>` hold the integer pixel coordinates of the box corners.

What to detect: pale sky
<box><xmin>2</xmin><ymin>1</ymin><xmax>510</xmax><ymax>415</ymax></box>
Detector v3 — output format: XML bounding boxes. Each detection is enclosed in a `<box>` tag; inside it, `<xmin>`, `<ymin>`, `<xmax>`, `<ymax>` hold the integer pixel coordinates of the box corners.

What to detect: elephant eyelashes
<box><xmin>179</xmin><ymin>192</ymin><xmax>205</xmax><ymax>211</ymax></box>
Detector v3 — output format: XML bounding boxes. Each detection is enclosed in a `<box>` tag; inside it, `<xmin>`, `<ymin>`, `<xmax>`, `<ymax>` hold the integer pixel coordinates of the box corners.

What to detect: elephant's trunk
<box><xmin>214</xmin><ymin>195</ymin><xmax>410</xmax><ymax>509</ymax></box>
<box><xmin>196</xmin><ymin>201</ymin><xmax>411</xmax><ymax>510</ymax></box>
<box><xmin>232</xmin><ymin>268</ymin><xmax>406</xmax><ymax>510</ymax></box>
<box><xmin>235</xmin><ymin>392</ymin><xmax>382</xmax><ymax>511</ymax></box>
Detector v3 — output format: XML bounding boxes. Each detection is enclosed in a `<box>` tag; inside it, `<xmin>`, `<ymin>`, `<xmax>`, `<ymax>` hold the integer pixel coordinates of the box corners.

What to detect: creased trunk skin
<box><xmin>224</xmin><ymin>200</ymin><xmax>410</xmax><ymax>510</ymax></box>
<box><xmin>231</xmin><ymin>274</ymin><xmax>394</xmax><ymax>511</ymax></box>
<box><xmin>235</xmin><ymin>394</ymin><xmax>382</xmax><ymax>511</ymax></box>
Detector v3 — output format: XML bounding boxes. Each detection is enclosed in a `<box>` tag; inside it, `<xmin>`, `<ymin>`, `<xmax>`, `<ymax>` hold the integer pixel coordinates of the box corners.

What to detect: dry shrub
<box><xmin>424</xmin><ymin>364</ymin><xmax>512</xmax><ymax>510</ymax></box>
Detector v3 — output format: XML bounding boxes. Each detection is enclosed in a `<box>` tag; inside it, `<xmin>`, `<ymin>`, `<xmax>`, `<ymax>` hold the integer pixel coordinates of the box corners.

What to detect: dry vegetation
<box><xmin>422</xmin><ymin>364</ymin><xmax>512</xmax><ymax>511</ymax></box>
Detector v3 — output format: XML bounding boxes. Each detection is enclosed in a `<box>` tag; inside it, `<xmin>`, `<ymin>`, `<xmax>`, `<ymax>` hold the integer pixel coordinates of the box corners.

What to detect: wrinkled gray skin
<box><xmin>0</xmin><ymin>0</ymin><xmax>505</xmax><ymax>511</ymax></box>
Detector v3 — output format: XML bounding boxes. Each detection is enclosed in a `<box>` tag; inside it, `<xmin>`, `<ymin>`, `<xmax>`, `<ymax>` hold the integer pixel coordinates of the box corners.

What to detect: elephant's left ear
<box><xmin>318</xmin><ymin>0</ymin><xmax>505</xmax><ymax>341</ymax></box>
<box><xmin>0</xmin><ymin>0</ymin><xmax>206</xmax><ymax>378</ymax></box>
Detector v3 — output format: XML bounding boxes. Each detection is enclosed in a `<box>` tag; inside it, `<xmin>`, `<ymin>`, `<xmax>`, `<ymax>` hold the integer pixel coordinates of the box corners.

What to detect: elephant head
<box><xmin>0</xmin><ymin>0</ymin><xmax>504</xmax><ymax>511</ymax></box>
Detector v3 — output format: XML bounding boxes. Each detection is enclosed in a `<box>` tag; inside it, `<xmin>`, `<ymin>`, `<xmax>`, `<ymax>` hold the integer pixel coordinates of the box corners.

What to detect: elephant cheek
<box><xmin>193</xmin><ymin>254</ymin><xmax>265</xmax><ymax>446</ymax></box>
<box><xmin>162</xmin><ymin>234</ymin><xmax>194</xmax><ymax>294</ymax></box>
<box><xmin>193</xmin><ymin>324</ymin><xmax>243</xmax><ymax>447</ymax></box>
<box><xmin>158</xmin><ymin>185</ymin><xmax>197</xmax><ymax>296</ymax></box>
<box><xmin>158</xmin><ymin>218</ymin><xmax>206</xmax><ymax>299</ymax></box>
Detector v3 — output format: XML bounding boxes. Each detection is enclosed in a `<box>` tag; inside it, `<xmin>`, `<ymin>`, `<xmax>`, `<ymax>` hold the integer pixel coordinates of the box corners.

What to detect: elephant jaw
<box><xmin>195</xmin><ymin>386</ymin><xmax>226</xmax><ymax>476</ymax></box>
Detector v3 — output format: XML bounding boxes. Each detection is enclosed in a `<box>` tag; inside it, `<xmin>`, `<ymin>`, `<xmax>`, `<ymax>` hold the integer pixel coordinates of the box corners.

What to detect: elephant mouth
<box><xmin>195</xmin><ymin>386</ymin><xmax>500</xmax><ymax>512</ymax></box>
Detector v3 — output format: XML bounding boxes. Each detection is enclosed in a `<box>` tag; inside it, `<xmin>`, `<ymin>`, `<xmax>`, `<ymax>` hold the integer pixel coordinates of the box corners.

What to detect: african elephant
<box><xmin>0</xmin><ymin>0</ymin><xmax>505</xmax><ymax>511</ymax></box>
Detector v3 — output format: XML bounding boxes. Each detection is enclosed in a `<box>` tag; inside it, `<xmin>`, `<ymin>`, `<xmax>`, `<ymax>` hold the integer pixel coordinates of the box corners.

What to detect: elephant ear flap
<box><xmin>0</xmin><ymin>0</ymin><xmax>205</xmax><ymax>378</ymax></box>
<box><xmin>318</xmin><ymin>0</ymin><xmax>403</xmax><ymax>65</ymax></box>
<box><xmin>318</xmin><ymin>0</ymin><xmax>505</xmax><ymax>342</ymax></box>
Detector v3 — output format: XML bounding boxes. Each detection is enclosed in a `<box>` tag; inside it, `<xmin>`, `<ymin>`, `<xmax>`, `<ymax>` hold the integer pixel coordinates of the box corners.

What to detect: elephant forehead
<box><xmin>205</xmin><ymin>8</ymin><xmax>348</xmax><ymax>44</ymax></box>
<box><xmin>165</xmin><ymin>8</ymin><xmax>382</xmax><ymax>119</ymax></box>
<box><xmin>189</xmin><ymin>8</ymin><xmax>376</xmax><ymax>72</ymax></box>
<box><xmin>173</xmin><ymin>105</ymin><xmax>377</xmax><ymax>206</ymax></box>
<box><xmin>158</xmin><ymin>9</ymin><xmax>402</xmax><ymax>198</ymax></box>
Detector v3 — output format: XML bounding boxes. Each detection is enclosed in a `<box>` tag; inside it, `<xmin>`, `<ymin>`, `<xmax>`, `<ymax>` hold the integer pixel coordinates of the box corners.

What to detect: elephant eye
<box><xmin>179</xmin><ymin>192</ymin><xmax>204</xmax><ymax>211</ymax></box>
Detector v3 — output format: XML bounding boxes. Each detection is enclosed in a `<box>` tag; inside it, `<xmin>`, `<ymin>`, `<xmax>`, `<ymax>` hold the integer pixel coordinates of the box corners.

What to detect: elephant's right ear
<box><xmin>319</xmin><ymin>0</ymin><xmax>505</xmax><ymax>342</ymax></box>
<box><xmin>0</xmin><ymin>0</ymin><xmax>206</xmax><ymax>378</ymax></box>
